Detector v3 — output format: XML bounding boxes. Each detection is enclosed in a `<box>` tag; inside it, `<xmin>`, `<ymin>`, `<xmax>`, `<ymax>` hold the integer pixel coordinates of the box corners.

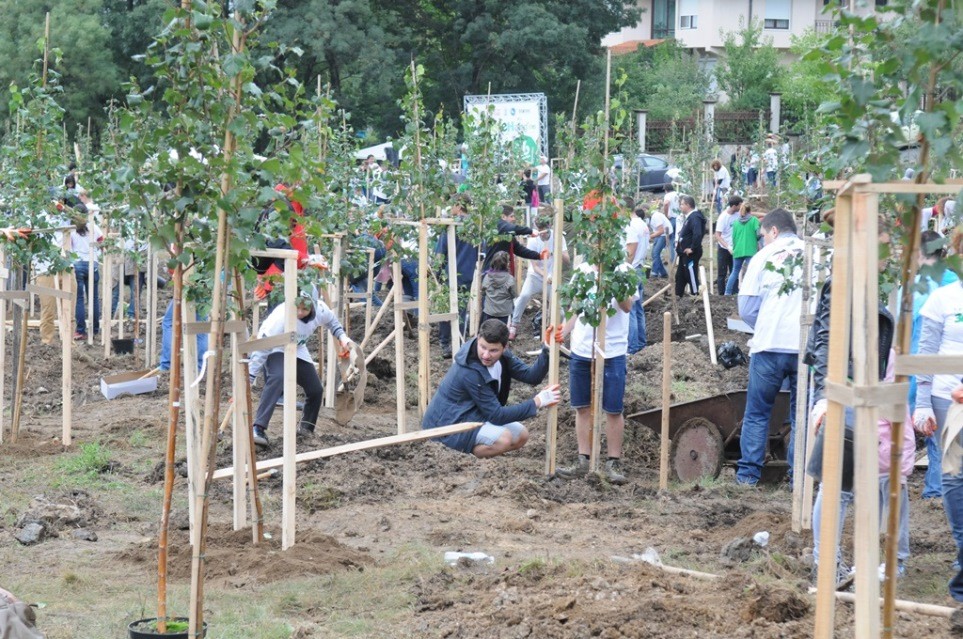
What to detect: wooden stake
<box><xmin>240</xmin><ymin>360</ymin><xmax>263</xmax><ymax>544</ymax></box>
<box><xmin>281</xmin><ymin>255</ymin><xmax>298</xmax><ymax>550</ymax></box>
<box><xmin>446</xmin><ymin>223</ymin><xmax>461</xmax><ymax>356</ymax></box>
<box><xmin>324</xmin><ymin>237</ymin><xmax>344</xmax><ymax>407</ymax></box>
<box><xmin>589</xmin><ymin>316</ymin><xmax>607</xmax><ymax>471</ymax></box>
<box><xmin>660</xmin><ymin>312</ymin><xmax>672</xmax><ymax>489</ymax></box>
<box><xmin>699</xmin><ymin>266</ymin><xmax>717</xmax><ymax>365</ymax></box>
<box><xmin>364</xmin><ymin>249</ymin><xmax>375</xmax><ymax>336</ymax></box>
<box><xmin>10</xmin><ymin>270</ymin><xmax>28</xmax><ymax>443</ymax></box>
<box><xmin>0</xmin><ymin>251</ymin><xmax>6</xmax><ymax>444</ymax></box>
<box><xmin>190</xmin><ymin>17</ymin><xmax>250</xmax><ymax>636</ymax></box>
<box><xmin>58</xmin><ymin>234</ymin><xmax>73</xmax><ymax>445</ymax></box>
<box><xmin>544</xmin><ymin>198</ymin><xmax>564</xmax><ymax>476</ymax></box>
<box><xmin>417</xmin><ymin>220</ymin><xmax>430</xmax><ymax>415</ymax></box>
<box><xmin>851</xmin><ymin>190</ymin><xmax>880</xmax><ymax>639</ymax></box>
<box><xmin>813</xmin><ymin>186</ymin><xmax>856</xmax><ymax>639</ymax></box>
<box><xmin>392</xmin><ymin>260</ymin><xmax>407</xmax><ymax>434</ymax></box>
<box><xmin>359</xmin><ymin>293</ymin><xmax>393</xmax><ymax>350</ymax></box>
<box><xmin>642</xmin><ymin>283</ymin><xmax>672</xmax><ymax>308</ymax></box>
<box><xmin>157</xmin><ymin>250</ymin><xmax>183</xmax><ymax>635</ymax></box>
<box><xmin>795</xmin><ymin>239</ymin><xmax>816</xmax><ymax>532</ymax></box>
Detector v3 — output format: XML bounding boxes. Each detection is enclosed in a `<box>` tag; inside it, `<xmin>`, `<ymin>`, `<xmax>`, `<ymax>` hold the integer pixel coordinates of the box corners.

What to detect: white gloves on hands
<box><xmin>535</xmin><ymin>384</ymin><xmax>561</xmax><ymax>408</ymax></box>
<box><xmin>913</xmin><ymin>408</ymin><xmax>937</xmax><ymax>436</ymax></box>
<box><xmin>810</xmin><ymin>398</ymin><xmax>827</xmax><ymax>434</ymax></box>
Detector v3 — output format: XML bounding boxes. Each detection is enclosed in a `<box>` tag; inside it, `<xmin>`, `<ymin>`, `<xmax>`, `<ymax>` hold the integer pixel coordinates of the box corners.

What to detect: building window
<box><xmin>875</xmin><ymin>0</ymin><xmax>888</xmax><ymax>5</ymax></box>
<box><xmin>765</xmin><ymin>0</ymin><xmax>791</xmax><ymax>29</ymax></box>
<box><xmin>679</xmin><ymin>0</ymin><xmax>697</xmax><ymax>29</ymax></box>
<box><xmin>652</xmin><ymin>0</ymin><xmax>677</xmax><ymax>38</ymax></box>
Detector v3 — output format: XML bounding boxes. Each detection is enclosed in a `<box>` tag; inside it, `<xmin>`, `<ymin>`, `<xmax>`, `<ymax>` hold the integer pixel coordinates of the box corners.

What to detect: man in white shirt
<box><xmin>625</xmin><ymin>207</ymin><xmax>650</xmax><ymax>354</ymax></box>
<box><xmin>648</xmin><ymin>205</ymin><xmax>673</xmax><ymax>278</ymax></box>
<box><xmin>535</xmin><ymin>155</ymin><xmax>552</xmax><ymax>203</ymax></box>
<box><xmin>556</xmin><ymin>264</ymin><xmax>639</xmax><ymax>485</ymax></box>
<box><xmin>715</xmin><ymin>195</ymin><xmax>742</xmax><ymax>295</ymax></box>
<box><xmin>662</xmin><ymin>184</ymin><xmax>681</xmax><ymax>262</ymax></box>
<box><xmin>764</xmin><ymin>144</ymin><xmax>779</xmax><ymax>187</ymax></box>
<box><xmin>735</xmin><ymin>208</ymin><xmax>805</xmax><ymax>486</ymax></box>
<box><xmin>711</xmin><ymin>158</ymin><xmax>731</xmax><ymax>215</ymax></box>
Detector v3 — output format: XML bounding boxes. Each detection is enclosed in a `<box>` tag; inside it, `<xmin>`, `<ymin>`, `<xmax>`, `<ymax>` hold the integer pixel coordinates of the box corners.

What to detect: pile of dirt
<box><xmin>411</xmin><ymin>562</ymin><xmax>816</xmax><ymax>639</ymax></box>
<box><xmin>11</xmin><ymin>490</ymin><xmax>102</xmax><ymax>545</ymax></box>
<box><xmin>117</xmin><ymin>523</ymin><xmax>372</xmax><ymax>586</ymax></box>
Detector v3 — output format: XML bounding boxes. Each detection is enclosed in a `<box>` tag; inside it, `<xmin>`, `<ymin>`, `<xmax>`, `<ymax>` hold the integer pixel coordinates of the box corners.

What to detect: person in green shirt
<box><xmin>725</xmin><ymin>203</ymin><xmax>761</xmax><ymax>295</ymax></box>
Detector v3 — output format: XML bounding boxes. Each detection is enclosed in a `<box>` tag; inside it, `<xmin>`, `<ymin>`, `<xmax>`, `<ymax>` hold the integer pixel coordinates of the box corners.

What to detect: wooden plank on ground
<box><xmin>212</xmin><ymin>422</ymin><xmax>483</xmax><ymax>480</ymax></box>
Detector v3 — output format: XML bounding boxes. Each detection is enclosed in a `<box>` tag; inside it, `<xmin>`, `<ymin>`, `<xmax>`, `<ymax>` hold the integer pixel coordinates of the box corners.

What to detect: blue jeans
<box><xmin>667</xmin><ymin>225</ymin><xmax>677</xmax><ymax>261</ymax></box>
<box><xmin>943</xmin><ymin>466</ymin><xmax>963</xmax><ymax>601</ymax></box>
<box><xmin>400</xmin><ymin>258</ymin><xmax>419</xmax><ymax>301</ymax></box>
<box><xmin>736</xmin><ymin>350</ymin><xmax>798</xmax><ymax>485</ymax></box>
<box><xmin>651</xmin><ymin>235</ymin><xmax>668</xmax><ymax>277</ymax></box>
<box><xmin>924</xmin><ymin>395</ymin><xmax>951</xmax><ymax>498</ymax></box>
<box><xmin>627</xmin><ymin>279</ymin><xmax>647</xmax><ymax>354</ymax></box>
<box><xmin>73</xmin><ymin>261</ymin><xmax>100</xmax><ymax>336</ymax></box>
<box><xmin>111</xmin><ymin>273</ymin><xmax>146</xmax><ymax>319</ymax></box>
<box><xmin>747</xmin><ymin>168</ymin><xmax>758</xmax><ymax>187</ymax></box>
<box><xmin>725</xmin><ymin>255</ymin><xmax>752</xmax><ymax>295</ymax></box>
<box><xmin>160</xmin><ymin>300</ymin><xmax>208</xmax><ymax>372</ymax></box>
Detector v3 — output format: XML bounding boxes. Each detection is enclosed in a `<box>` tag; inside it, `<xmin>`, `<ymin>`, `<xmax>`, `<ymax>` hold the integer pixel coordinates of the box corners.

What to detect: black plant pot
<box><xmin>128</xmin><ymin>617</ymin><xmax>206</xmax><ymax>638</ymax></box>
<box><xmin>112</xmin><ymin>338</ymin><xmax>134</xmax><ymax>354</ymax></box>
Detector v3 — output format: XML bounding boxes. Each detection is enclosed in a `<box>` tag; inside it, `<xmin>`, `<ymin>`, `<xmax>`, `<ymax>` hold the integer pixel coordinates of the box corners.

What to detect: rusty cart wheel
<box><xmin>670</xmin><ymin>417</ymin><xmax>724</xmax><ymax>482</ymax></box>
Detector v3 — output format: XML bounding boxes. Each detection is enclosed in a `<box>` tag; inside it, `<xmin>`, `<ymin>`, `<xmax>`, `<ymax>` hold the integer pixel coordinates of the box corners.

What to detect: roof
<box><xmin>609</xmin><ymin>39</ymin><xmax>666</xmax><ymax>55</ymax></box>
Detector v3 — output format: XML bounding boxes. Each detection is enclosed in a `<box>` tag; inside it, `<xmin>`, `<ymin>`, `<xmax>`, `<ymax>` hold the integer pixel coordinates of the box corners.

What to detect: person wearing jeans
<box><xmin>725</xmin><ymin>203</ymin><xmax>760</xmax><ymax>296</ymax></box>
<box><xmin>735</xmin><ymin>209</ymin><xmax>804</xmax><ymax>485</ymax></box>
<box><xmin>73</xmin><ymin>260</ymin><xmax>100</xmax><ymax>339</ymax></box>
<box><xmin>159</xmin><ymin>300</ymin><xmax>208</xmax><ymax>373</ymax></box>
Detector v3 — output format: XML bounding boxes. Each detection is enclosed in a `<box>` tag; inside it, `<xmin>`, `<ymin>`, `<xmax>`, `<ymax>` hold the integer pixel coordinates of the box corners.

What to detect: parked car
<box><xmin>613</xmin><ymin>153</ymin><xmax>678</xmax><ymax>192</ymax></box>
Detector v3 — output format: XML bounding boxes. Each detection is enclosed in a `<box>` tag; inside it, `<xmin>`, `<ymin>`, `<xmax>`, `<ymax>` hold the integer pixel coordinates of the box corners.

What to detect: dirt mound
<box><xmin>741</xmin><ymin>582</ymin><xmax>809</xmax><ymax>623</ymax></box>
<box><xmin>117</xmin><ymin>523</ymin><xmax>372</xmax><ymax>585</ymax></box>
<box><xmin>0</xmin><ymin>432</ymin><xmax>65</xmax><ymax>458</ymax></box>
<box><xmin>412</xmin><ymin>561</ymin><xmax>814</xmax><ymax>638</ymax></box>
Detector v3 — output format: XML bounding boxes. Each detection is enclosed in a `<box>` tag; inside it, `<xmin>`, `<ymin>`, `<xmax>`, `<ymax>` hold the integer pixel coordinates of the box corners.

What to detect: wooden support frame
<box><xmin>392</xmin><ymin>260</ymin><xmax>408</xmax><ymax>434</ymax></box>
<box><xmin>324</xmin><ymin>237</ymin><xmax>345</xmax><ymax>408</ymax></box>
<box><xmin>544</xmin><ymin>198</ymin><xmax>565</xmax><ymax>476</ymax></box>
<box><xmin>809</xmin><ymin>176</ymin><xmax>956</xmax><ymax>638</ymax></box>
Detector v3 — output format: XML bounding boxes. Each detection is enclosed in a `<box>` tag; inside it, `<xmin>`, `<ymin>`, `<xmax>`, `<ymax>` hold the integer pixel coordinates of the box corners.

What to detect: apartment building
<box><xmin>603</xmin><ymin>0</ymin><xmax>883</xmax><ymax>54</ymax></box>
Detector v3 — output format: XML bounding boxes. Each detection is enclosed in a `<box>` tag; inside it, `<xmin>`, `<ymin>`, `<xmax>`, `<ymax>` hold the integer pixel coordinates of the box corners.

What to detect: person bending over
<box><xmin>421</xmin><ymin>319</ymin><xmax>560</xmax><ymax>458</ymax></box>
<box><xmin>248</xmin><ymin>291</ymin><xmax>352</xmax><ymax>447</ymax></box>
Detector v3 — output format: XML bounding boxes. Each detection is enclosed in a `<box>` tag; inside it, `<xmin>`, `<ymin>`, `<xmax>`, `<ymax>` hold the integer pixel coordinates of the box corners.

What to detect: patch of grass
<box><xmin>62</xmin><ymin>572</ymin><xmax>80</xmax><ymax>586</ymax></box>
<box><xmin>128</xmin><ymin>430</ymin><xmax>149</xmax><ymax>448</ymax></box>
<box><xmin>56</xmin><ymin>442</ymin><xmax>113</xmax><ymax>479</ymax></box>
<box><xmin>517</xmin><ymin>557</ymin><xmax>547</xmax><ymax>576</ymax></box>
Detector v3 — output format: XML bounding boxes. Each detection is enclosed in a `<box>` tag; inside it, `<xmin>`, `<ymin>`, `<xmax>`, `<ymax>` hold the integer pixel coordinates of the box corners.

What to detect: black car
<box><xmin>613</xmin><ymin>154</ymin><xmax>678</xmax><ymax>192</ymax></box>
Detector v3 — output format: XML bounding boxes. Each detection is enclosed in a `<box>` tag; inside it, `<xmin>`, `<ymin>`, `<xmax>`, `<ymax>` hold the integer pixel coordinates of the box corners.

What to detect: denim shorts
<box><xmin>569</xmin><ymin>354</ymin><xmax>627</xmax><ymax>414</ymax></box>
<box><xmin>475</xmin><ymin>421</ymin><xmax>526</xmax><ymax>446</ymax></box>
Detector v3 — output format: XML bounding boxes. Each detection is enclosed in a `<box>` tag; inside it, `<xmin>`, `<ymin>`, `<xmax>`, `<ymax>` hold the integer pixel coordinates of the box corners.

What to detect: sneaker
<box><xmin>508</xmin><ymin>325</ymin><xmax>517</xmax><ymax>341</ymax></box>
<box><xmin>601</xmin><ymin>459</ymin><xmax>628</xmax><ymax>485</ymax></box>
<box><xmin>734</xmin><ymin>477</ymin><xmax>759</xmax><ymax>488</ymax></box>
<box><xmin>297</xmin><ymin>424</ymin><xmax>315</xmax><ymax>439</ymax></box>
<box><xmin>878</xmin><ymin>562</ymin><xmax>906</xmax><ymax>581</ymax></box>
<box><xmin>252</xmin><ymin>426</ymin><xmax>269</xmax><ymax>448</ymax></box>
<box><xmin>810</xmin><ymin>562</ymin><xmax>854</xmax><ymax>588</ymax></box>
<box><xmin>555</xmin><ymin>457</ymin><xmax>590</xmax><ymax>480</ymax></box>
<box><xmin>73</xmin><ymin>332</ymin><xmax>87</xmax><ymax>341</ymax></box>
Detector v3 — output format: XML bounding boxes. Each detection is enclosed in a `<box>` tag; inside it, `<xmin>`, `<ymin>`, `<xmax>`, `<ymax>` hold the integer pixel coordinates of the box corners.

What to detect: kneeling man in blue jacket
<box><xmin>422</xmin><ymin>319</ymin><xmax>561</xmax><ymax>457</ymax></box>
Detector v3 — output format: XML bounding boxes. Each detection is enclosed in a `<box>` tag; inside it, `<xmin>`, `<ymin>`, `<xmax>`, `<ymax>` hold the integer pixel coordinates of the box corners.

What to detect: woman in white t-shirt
<box><xmin>68</xmin><ymin>203</ymin><xmax>104</xmax><ymax>340</ymax></box>
<box><xmin>914</xmin><ymin>280</ymin><xmax>963</xmax><ymax>455</ymax></box>
<box><xmin>710</xmin><ymin>159</ymin><xmax>731</xmax><ymax>215</ymax></box>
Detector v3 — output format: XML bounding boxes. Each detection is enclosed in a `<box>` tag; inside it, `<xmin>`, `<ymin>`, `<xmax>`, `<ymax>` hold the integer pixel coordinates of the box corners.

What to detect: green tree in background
<box><xmin>0</xmin><ymin>0</ymin><xmax>120</xmax><ymax>128</ymax></box>
<box><xmin>609</xmin><ymin>40</ymin><xmax>709</xmax><ymax>120</ymax></box>
<box><xmin>778</xmin><ymin>30</ymin><xmax>831</xmax><ymax>129</ymax></box>
<box><xmin>715</xmin><ymin>19</ymin><xmax>781</xmax><ymax>111</ymax></box>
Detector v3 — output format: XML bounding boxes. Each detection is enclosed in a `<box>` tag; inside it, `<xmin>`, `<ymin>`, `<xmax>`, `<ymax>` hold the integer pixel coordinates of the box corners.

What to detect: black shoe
<box><xmin>297</xmin><ymin>424</ymin><xmax>315</xmax><ymax>439</ymax></box>
<box><xmin>252</xmin><ymin>426</ymin><xmax>269</xmax><ymax>448</ymax></box>
<box><xmin>440</xmin><ymin>346</ymin><xmax>452</xmax><ymax>359</ymax></box>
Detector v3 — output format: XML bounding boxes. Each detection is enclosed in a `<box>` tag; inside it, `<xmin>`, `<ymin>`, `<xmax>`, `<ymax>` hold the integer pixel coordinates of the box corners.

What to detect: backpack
<box><xmin>0</xmin><ymin>600</ymin><xmax>45</xmax><ymax>639</ymax></box>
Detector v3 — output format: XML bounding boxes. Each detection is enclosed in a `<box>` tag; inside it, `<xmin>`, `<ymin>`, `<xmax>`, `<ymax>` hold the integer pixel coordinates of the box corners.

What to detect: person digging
<box><xmin>248</xmin><ymin>290</ymin><xmax>353</xmax><ymax>447</ymax></box>
<box><xmin>421</xmin><ymin>318</ymin><xmax>561</xmax><ymax>457</ymax></box>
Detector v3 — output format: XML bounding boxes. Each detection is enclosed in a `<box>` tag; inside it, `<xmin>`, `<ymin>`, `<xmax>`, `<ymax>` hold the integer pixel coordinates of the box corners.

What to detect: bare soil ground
<box><xmin>1</xmin><ymin>291</ymin><xmax>960</xmax><ymax>638</ymax></box>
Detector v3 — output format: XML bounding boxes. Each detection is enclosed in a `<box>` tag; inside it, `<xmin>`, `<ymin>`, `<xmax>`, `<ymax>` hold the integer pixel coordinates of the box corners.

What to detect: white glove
<box><xmin>913</xmin><ymin>407</ymin><xmax>937</xmax><ymax>436</ymax></box>
<box><xmin>307</xmin><ymin>254</ymin><xmax>329</xmax><ymax>269</ymax></box>
<box><xmin>535</xmin><ymin>385</ymin><xmax>561</xmax><ymax>408</ymax></box>
<box><xmin>810</xmin><ymin>398</ymin><xmax>827</xmax><ymax>433</ymax></box>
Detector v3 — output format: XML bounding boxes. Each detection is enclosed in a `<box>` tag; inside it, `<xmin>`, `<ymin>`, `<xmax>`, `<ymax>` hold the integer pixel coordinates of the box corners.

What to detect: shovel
<box><xmin>334</xmin><ymin>341</ymin><xmax>367</xmax><ymax>425</ymax></box>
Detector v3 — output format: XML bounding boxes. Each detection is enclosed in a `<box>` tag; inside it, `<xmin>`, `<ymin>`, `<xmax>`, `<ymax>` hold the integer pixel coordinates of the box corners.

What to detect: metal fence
<box><xmin>647</xmin><ymin>109</ymin><xmax>768</xmax><ymax>152</ymax></box>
